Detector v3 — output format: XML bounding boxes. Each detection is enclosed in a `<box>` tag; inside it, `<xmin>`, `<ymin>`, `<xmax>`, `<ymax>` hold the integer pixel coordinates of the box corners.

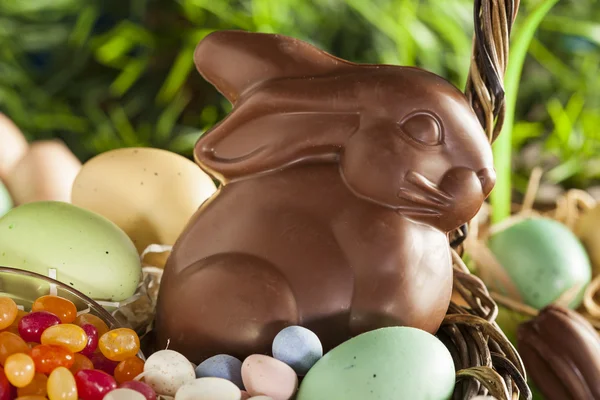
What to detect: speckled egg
<box><xmin>241</xmin><ymin>355</ymin><xmax>298</xmax><ymax>400</ymax></box>
<box><xmin>489</xmin><ymin>217</ymin><xmax>591</xmax><ymax>309</ymax></box>
<box><xmin>143</xmin><ymin>350</ymin><xmax>196</xmax><ymax>396</ymax></box>
<box><xmin>0</xmin><ymin>201</ymin><xmax>141</xmax><ymax>301</ymax></box>
<box><xmin>296</xmin><ymin>327</ymin><xmax>455</xmax><ymax>400</ymax></box>
<box><xmin>196</xmin><ymin>354</ymin><xmax>244</xmax><ymax>389</ymax></box>
<box><xmin>71</xmin><ymin>147</ymin><xmax>217</xmax><ymax>267</ymax></box>
<box><xmin>175</xmin><ymin>377</ymin><xmax>241</xmax><ymax>400</ymax></box>
<box><xmin>272</xmin><ymin>326</ymin><xmax>322</xmax><ymax>376</ymax></box>
<box><xmin>0</xmin><ymin>180</ymin><xmax>12</xmax><ymax>218</ymax></box>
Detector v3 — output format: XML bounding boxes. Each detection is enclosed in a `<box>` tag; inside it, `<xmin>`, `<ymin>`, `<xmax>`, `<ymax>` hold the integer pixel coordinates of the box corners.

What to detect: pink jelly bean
<box><xmin>119</xmin><ymin>380</ymin><xmax>157</xmax><ymax>400</ymax></box>
<box><xmin>75</xmin><ymin>369</ymin><xmax>117</xmax><ymax>400</ymax></box>
<box><xmin>18</xmin><ymin>311</ymin><xmax>61</xmax><ymax>343</ymax></box>
<box><xmin>80</xmin><ymin>324</ymin><xmax>99</xmax><ymax>357</ymax></box>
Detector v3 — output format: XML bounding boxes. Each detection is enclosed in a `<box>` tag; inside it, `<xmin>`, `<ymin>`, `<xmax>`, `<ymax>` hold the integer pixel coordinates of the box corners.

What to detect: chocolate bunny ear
<box><xmin>194</xmin><ymin>30</ymin><xmax>351</xmax><ymax>103</ymax></box>
<box><xmin>195</xmin><ymin>110</ymin><xmax>360</xmax><ymax>183</ymax></box>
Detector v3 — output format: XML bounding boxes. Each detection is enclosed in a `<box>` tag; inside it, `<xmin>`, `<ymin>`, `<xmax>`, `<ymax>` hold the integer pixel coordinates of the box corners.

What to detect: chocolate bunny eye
<box><xmin>399</xmin><ymin>112</ymin><xmax>443</xmax><ymax>146</ymax></box>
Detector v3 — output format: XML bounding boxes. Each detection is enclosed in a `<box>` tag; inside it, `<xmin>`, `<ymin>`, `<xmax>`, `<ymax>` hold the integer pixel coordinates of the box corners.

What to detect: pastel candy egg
<box><xmin>272</xmin><ymin>326</ymin><xmax>322</xmax><ymax>375</ymax></box>
<box><xmin>296</xmin><ymin>327</ymin><xmax>455</xmax><ymax>400</ymax></box>
<box><xmin>248</xmin><ymin>397</ymin><xmax>274</xmax><ymax>400</ymax></box>
<box><xmin>489</xmin><ymin>217</ymin><xmax>591</xmax><ymax>309</ymax></box>
<box><xmin>0</xmin><ymin>201</ymin><xmax>141</xmax><ymax>302</ymax></box>
<box><xmin>72</xmin><ymin>147</ymin><xmax>217</xmax><ymax>268</ymax></box>
<box><xmin>195</xmin><ymin>354</ymin><xmax>244</xmax><ymax>389</ymax></box>
<box><xmin>103</xmin><ymin>388</ymin><xmax>147</xmax><ymax>400</ymax></box>
<box><xmin>143</xmin><ymin>350</ymin><xmax>195</xmax><ymax>396</ymax></box>
<box><xmin>175</xmin><ymin>377</ymin><xmax>241</xmax><ymax>400</ymax></box>
<box><xmin>242</xmin><ymin>355</ymin><xmax>298</xmax><ymax>400</ymax></box>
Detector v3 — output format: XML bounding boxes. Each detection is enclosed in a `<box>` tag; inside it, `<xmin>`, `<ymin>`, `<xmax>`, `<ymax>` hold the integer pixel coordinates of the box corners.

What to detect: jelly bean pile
<box><xmin>0</xmin><ymin>295</ymin><xmax>154</xmax><ymax>400</ymax></box>
<box><xmin>0</xmin><ymin>294</ymin><xmax>325</xmax><ymax>400</ymax></box>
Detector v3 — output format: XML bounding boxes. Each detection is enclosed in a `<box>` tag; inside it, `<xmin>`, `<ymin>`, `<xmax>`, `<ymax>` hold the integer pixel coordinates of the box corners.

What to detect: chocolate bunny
<box><xmin>155</xmin><ymin>30</ymin><xmax>496</xmax><ymax>363</ymax></box>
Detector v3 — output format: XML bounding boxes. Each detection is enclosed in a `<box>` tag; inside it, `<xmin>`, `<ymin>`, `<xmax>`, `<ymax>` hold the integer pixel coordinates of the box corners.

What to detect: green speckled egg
<box><xmin>489</xmin><ymin>217</ymin><xmax>591</xmax><ymax>309</ymax></box>
<box><xmin>296</xmin><ymin>327</ymin><xmax>455</xmax><ymax>400</ymax></box>
<box><xmin>0</xmin><ymin>180</ymin><xmax>12</xmax><ymax>217</ymax></box>
<box><xmin>0</xmin><ymin>201</ymin><xmax>141</xmax><ymax>301</ymax></box>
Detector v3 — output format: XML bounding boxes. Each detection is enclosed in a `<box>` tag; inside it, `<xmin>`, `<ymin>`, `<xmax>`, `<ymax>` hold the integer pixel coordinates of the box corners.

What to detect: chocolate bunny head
<box><xmin>194</xmin><ymin>31</ymin><xmax>495</xmax><ymax>232</ymax></box>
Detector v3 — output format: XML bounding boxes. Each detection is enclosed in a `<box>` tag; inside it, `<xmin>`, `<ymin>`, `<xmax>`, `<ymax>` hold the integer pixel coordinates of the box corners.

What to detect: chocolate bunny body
<box><xmin>155</xmin><ymin>31</ymin><xmax>496</xmax><ymax>363</ymax></box>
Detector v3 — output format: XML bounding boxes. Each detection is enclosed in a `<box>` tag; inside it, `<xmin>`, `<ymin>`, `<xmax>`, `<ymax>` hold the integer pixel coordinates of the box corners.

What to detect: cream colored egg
<box><xmin>71</xmin><ymin>147</ymin><xmax>217</xmax><ymax>266</ymax></box>
<box><xmin>0</xmin><ymin>113</ymin><xmax>28</xmax><ymax>181</ymax></box>
<box><xmin>6</xmin><ymin>140</ymin><xmax>81</xmax><ymax>205</ymax></box>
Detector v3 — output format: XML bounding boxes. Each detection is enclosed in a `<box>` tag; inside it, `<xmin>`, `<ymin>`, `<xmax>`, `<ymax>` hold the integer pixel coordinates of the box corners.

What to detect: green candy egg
<box><xmin>296</xmin><ymin>327</ymin><xmax>455</xmax><ymax>400</ymax></box>
<box><xmin>489</xmin><ymin>217</ymin><xmax>591</xmax><ymax>309</ymax></box>
<box><xmin>0</xmin><ymin>180</ymin><xmax>12</xmax><ymax>218</ymax></box>
<box><xmin>0</xmin><ymin>201</ymin><xmax>141</xmax><ymax>301</ymax></box>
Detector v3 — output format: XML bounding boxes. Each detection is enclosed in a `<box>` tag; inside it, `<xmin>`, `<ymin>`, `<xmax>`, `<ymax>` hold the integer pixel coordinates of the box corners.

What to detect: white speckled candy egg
<box><xmin>103</xmin><ymin>388</ymin><xmax>147</xmax><ymax>400</ymax></box>
<box><xmin>175</xmin><ymin>377</ymin><xmax>241</xmax><ymax>400</ymax></box>
<box><xmin>296</xmin><ymin>327</ymin><xmax>455</xmax><ymax>400</ymax></box>
<box><xmin>0</xmin><ymin>201</ymin><xmax>141</xmax><ymax>301</ymax></box>
<box><xmin>272</xmin><ymin>326</ymin><xmax>322</xmax><ymax>375</ymax></box>
<box><xmin>241</xmin><ymin>355</ymin><xmax>298</xmax><ymax>400</ymax></box>
<box><xmin>0</xmin><ymin>180</ymin><xmax>12</xmax><ymax>218</ymax></box>
<box><xmin>196</xmin><ymin>354</ymin><xmax>244</xmax><ymax>389</ymax></box>
<box><xmin>72</xmin><ymin>147</ymin><xmax>217</xmax><ymax>267</ymax></box>
<box><xmin>144</xmin><ymin>350</ymin><xmax>196</xmax><ymax>396</ymax></box>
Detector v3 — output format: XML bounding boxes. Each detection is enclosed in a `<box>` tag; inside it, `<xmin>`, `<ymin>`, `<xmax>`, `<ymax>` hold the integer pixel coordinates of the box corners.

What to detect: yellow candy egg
<box><xmin>71</xmin><ymin>147</ymin><xmax>217</xmax><ymax>267</ymax></box>
<box><xmin>47</xmin><ymin>367</ymin><xmax>77</xmax><ymax>400</ymax></box>
<box><xmin>41</xmin><ymin>324</ymin><xmax>88</xmax><ymax>353</ymax></box>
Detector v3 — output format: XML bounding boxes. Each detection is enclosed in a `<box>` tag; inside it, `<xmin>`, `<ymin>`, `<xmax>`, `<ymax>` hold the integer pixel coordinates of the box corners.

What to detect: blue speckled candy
<box><xmin>272</xmin><ymin>325</ymin><xmax>323</xmax><ymax>375</ymax></box>
<box><xmin>195</xmin><ymin>354</ymin><xmax>244</xmax><ymax>389</ymax></box>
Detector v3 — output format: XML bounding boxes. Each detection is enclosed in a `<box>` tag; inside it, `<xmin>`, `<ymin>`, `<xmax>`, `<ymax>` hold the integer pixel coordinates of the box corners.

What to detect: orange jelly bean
<box><xmin>17</xmin><ymin>372</ymin><xmax>47</xmax><ymax>397</ymax></box>
<box><xmin>41</xmin><ymin>324</ymin><xmax>87</xmax><ymax>353</ymax></box>
<box><xmin>32</xmin><ymin>296</ymin><xmax>77</xmax><ymax>324</ymax></box>
<box><xmin>114</xmin><ymin>356</ymin><xmax>144</xmax><ymax>384</ymax></box>
<box><xmin>30</xmin><ymin>344</ymin><xmax>74</xmax><ymax>374</ymax></box>
<box><xmin>4</xmin><ymin>353</ymin><xmax>35</xmax><ymax>388</ymax></box>
<box><xmin>74</xmin><ymin>314</ymin><xmax>109</xmax><ymax>338</ymax></box>
<box><xmin>47</xmin><ymin>367</ymin><xmax>77</xmax><ymax>400</ymax></box>
<box><xmin>98</xmin><ymin>329</ymin><xmax>140</xmax><ymax>362</ymax></box>
<box><xmin>14</xmin><ymin>396</ymin><xmax>47</xmax><ymax>400</ymax></box>
<box><xmin>2</xmin><ymin>310</ymin><xmax>28</xmax><ymax>335</ymax></box>
<box><xmin>0</xmin><ymin>331</ymin><xmax>29</xmax><ymax>365</ymax></box>
<box><xmin>70</xmin><ymin>353</ymin><xmax>93</xmax><ymax>374</ymax></box>
<box><xmin>0</xmin><ymin>297</ymin><xmax>18</xmax><ymax>331</ymax></box>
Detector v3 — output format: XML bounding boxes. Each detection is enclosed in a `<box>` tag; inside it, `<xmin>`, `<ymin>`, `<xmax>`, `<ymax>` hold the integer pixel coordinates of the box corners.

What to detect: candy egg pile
<box><xmin>0</xmin><ymin>294</ymin><xmax>155</xmax><ymax>400</ymax></box>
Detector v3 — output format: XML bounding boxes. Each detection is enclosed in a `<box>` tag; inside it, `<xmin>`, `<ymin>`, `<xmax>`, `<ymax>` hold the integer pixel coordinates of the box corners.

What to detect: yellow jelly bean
<box><xmin>4</xmin><ymin>353</ymin><xmax>35</xmax><ymax>388</ymax></box>
<box><xmin>0</xmin><ymin>297</ymin><xmax>18</xmax><ymax>331</ymax></box>
<box><xmin>15</xmin><ymin>396</ymin><xmax>47</xmax><ymax>400</ymax></box>
<box><xmin>99</xmin><ymin>328</ymin><xmax>140</xmax><ymax>362</ymax></box>
<box><xmin>47</xmin><ymin>367</ymin><xmax>77</xmax><ymax>400</ymax></box>
<box><xmin>41</xmin><ymin>324</ymin><xmax>88</xmax><ymax>353</ymax></box>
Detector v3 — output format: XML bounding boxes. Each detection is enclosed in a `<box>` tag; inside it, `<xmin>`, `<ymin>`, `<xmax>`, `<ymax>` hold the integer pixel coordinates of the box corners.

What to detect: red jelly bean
<box><xmin>18</xmin><ymin>311</ymin><xmax>61</xmax><ymax>343</ymax></box>
<box><xmin>0</xmin><ymin>367</ymin><xmax>11</xmax><ymax>400</ymax></box>
<box><xmin>75</xmin><ymin>369</ymin><xmax>117</xmax><ymax>400</ymax></box>
<box><xmin>89</xmin><ymin>352</ymin><xmax>119</xmax><ymax>375</ymax></box>
<box><xmin>80</xmin><ymin>324</ymin><xmax>98</xmax><ymax>357</ymax></box>
<box><xmin>30</xmin><ymin>344</ymin><xmax>74</xmax><ymax>374</ymax></box>
<box><xmin>119</xmin><ymin>380</ymin><xmax>157</xmax><ymax>400</ymax></box>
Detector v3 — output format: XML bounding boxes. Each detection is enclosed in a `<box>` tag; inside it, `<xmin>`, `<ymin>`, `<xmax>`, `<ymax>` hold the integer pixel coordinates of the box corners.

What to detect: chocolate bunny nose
<box><xmin>477</xmin><ymin>167</ymin><xmax>496</xmax><ymax>196</ymax></box>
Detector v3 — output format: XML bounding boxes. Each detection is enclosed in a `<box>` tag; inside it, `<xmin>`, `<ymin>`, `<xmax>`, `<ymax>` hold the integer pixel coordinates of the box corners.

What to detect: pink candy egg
<box><xmin>241</xmin><ymin>355</ymin><xmax>297</xmax><ymax>400</ymax></box>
